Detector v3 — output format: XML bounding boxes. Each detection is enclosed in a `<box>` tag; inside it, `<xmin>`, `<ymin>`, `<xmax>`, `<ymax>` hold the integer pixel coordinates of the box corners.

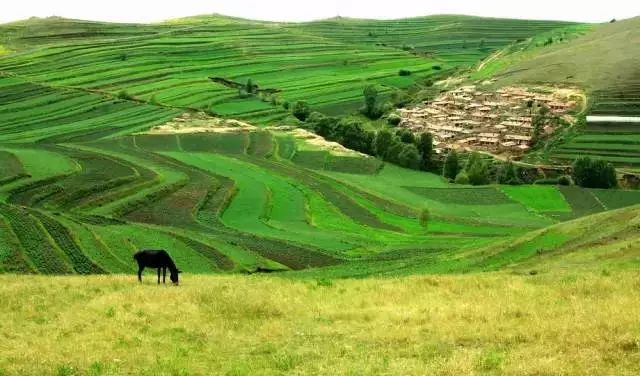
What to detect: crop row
<box><xmin>30</xmin><ymin>211</ymin><xmax>104</xmax><ymax>274</ymax></box>
<box><xmin>0</xmin><ymin>215</ymin><xmax>33</xmax><ymax>273</ymax></box>
<box><xmin>0</xmin><ymin>204</ymin><xmax>73</xmax><ymax>273</ymax></box>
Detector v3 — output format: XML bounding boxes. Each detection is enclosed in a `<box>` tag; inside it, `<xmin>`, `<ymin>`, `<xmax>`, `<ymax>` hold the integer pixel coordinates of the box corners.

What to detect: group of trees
<box><xmin>571</xmin><ymin>157</ymin><xmax>617</xmax><ymax>188</ymax></box>
<box><xmin>373</xmin><ymin>129</ymin><xmax>433</xmax><ymax>170</ymax></box>
<box><xmin>441</xmin><ymin>152</ymin><xmax>619</xmax><ymax>188</ymax></box>
<box><xmin>303</xmin><ymin>113</ymin><xmax>434</xmax><ymax>171</ymax></box>
<box><xmin>362</xmin><ymin>85</ymin><xmax>385</xmax><ymax>119</ymax></box>
<box><xmin>238</xmin><ymin>78</ymin><xmax>258</xmax><ymax>98</ymax></box>
<box><xmin>442</xmin><ymin>151</ymin><xmax>525</xmax><ymax>186</ymax></box>
<box><xmin>285</xmin><ymin>83</ymin><xmax>620</xmax><ymax>191</ymax></box>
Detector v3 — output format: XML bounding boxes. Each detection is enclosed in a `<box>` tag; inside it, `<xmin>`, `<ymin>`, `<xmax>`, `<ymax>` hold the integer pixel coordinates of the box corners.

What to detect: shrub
<box><xmin>390</xmin><ymin>91</ymin><xmax>411</xmax><ymax>108</ymax></box>
<box><xmin>282</xmin><ymin>101</ymin><xmax>290</xmax><ymax>110</ymax></box>
<box><xmin>117</xmin><ymin>90</ymin><xmax>133</xmax><ymax>100</ymax></box>
<box><xmin>534</xmin><ymin>178</ymin><xmax>559</xmax><ymax>185</ymax></box>
<box><xmin>432</xmin><ymin>65</ymin><xmax>442</xmax><ymax>70</ymax></box>
<box><xmin>398</xmin><ymin>69</ymin><xmax>412</xmax><ymax>76</ymax></box>
<box><xmin>558</xmin><ymin>175</ymin><xmax>573</xmax><ymax>186</ymax></box>
<box><xmin>387</xmin><ymin>114</ymin><xmax>402</xmax><ymax>126</ymax></box>
<box><xmin>237</xmin><ymin>88</ymin><xmax>250</xmax><ymax>99</ymax></box>
<box><xmin>292</xmin><ymin>101</ymin><xmax>311</xmax><ymax>121</ymax></box>
<box><xmin>454</xmin><ymin>171</ymin><xmax>470</xmax><ymax>185</ymax></box>
<box><xmin>419</xmin><ymin>208</ymin><xmax>430</xmax><ymax>230</ymax></box>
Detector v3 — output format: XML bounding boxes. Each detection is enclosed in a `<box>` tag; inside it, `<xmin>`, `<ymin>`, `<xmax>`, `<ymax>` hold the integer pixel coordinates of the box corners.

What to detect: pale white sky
<box><xmin>1</xmin><ymin>0</ymin><xmax>637</xmax><ymax>24</ymax></box>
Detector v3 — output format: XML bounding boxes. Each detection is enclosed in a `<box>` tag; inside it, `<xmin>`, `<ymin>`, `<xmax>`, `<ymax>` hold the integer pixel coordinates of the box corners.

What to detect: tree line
<box><xmin>287</xmin><ymin>84</ymin><xmax>620</xmax><ymax>189</ymax></box>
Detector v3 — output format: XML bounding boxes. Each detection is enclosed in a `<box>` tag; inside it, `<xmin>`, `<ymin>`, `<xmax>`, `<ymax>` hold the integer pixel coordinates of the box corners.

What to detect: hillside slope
<box><xmin>1</xmin><ymin>15</ymin><xmax>639</xmax><ymax>277</ymax></box>
<box><xmin>493</xmin><ymin>17</ymin><xmax>640</xmax><ymax>97</ymax></box>
<box><xmin>0</xmin><ymin>15</ymin><xmax>576</xmax><ymax>121</ymax></box>
<box><xmin>477</xmin><ymin>17</ymin><xmax>640</xmax><ymax>169</ymax></box>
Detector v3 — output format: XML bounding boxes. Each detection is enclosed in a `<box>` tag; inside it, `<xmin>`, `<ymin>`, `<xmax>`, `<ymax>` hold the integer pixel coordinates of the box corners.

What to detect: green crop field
<box><xmin>0</xmin><ymin>12</ymin><xmax>637</xmax><ymax>275</ymax></box>
<box><xmin>1</xmin><ymin>11</ymin><xmax>640</xmax><ymax>375</ymax></box>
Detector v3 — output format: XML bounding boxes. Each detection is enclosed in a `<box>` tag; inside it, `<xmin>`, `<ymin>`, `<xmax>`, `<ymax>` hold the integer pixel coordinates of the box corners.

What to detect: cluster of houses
<box><xmin>399</xmin><ymin>85</ymin><xmax>576</xmax><ymax>156</ymax></box>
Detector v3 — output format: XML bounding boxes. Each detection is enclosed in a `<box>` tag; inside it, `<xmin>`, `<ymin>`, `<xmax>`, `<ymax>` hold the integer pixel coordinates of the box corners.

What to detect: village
<box><xmin>398</xmin><ymin>85</ymin><xmax>578</xmax><ymax>157</ymax></box>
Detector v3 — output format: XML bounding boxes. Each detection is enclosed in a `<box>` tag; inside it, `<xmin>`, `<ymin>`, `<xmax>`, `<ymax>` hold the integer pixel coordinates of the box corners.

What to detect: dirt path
<box><xmin>476</xmin><ymin>49</ymin><xmax>505</xmax><ymax>72</ymax></box>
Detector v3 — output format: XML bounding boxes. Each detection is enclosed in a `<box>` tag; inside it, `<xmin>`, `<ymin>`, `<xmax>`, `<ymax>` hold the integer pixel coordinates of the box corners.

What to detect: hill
<box><xmin>0</xmin><ymin>15</ymin><xmax>575</xmax><ymax>122</ymax></box>
<box><xmin>0</xmin><ymin>14</ymin><xmax>638</xmax><ymax>278</ymax></box>
<box><xmin>476</xmin><ymin>17</ymin><xmax>640</xmax><ymax>169</ymax></box>
<box><xmin>1</xmin><ymin>13</ymin><xmax>640</xmax><ymax>375</ymax></box>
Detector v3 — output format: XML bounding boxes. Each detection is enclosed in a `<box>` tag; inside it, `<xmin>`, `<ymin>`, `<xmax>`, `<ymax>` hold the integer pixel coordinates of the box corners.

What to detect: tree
<box><xmin>419</xmin><ymin>208</ymin><xmax>430</xmax><ymax>231</ymax></box>
<box><xmin>374</xmin><ymin>130</ymin><xmax>394</xmax><ymax>159</ymax></box>
<box><xmin>443</xmin><ymin>150</ymin><xmax>460</xmax><ymax>180</ymax></box>
<box><xmin>311</xmin><ymin>116</ymin><xmax>338</xmax><ymax>140</ymax></box>
<box><xmin>418</xmin><ymin>132</ymin><xmax>434</xmax><ymax>171</ymax></box>
<box><xmin>466</xmin><ymin>153</ymin><xmax>490</xmax><ymax>186</ymax></box>
<box><xmin>386</xmin><ymin>139</ymin><xmax>406</xmax><ymax>165</ymax></box>
<box><xmin>363</xmin><ymin>85</ymin><xmax>381</xmax><ymax>119</ymax></box>
<box><xmin>396</xmin><ymin>128</ymin><xmax>416</xmax><ymax>144</ymax></box>
<box><xmin>454</xmin><ymin>171</ymin><xmax>470</xmax><ymax>185</ymax></box>
<box><xmin>292</xmin><ymin>101</ymin><xmax>311</xmax><ymax>121</ymax></box>
<box><xmin>117</xmin><ymin>90</ymin><xmax>132</xmax><ymax>100</ymax></box>
<box><xmin>497</xmin><ymin>160</ymin><xmax>522</xmax><ymax>185</ymax></box>
<box><xmin>532</xmin><ymin>105</ymin><xmax>550</xmax><ymax>146</ymax></box>
<box><xmin>246</xmin><ymin>78</ymin><xmax>255</xmax><ymax>94</ymax></box>
<box><xmin>397</xmin><ymin>143</ymin><xmax>421</xmax><ymax>169</ymax></box>
<box><xmin>387</xmin><ymin>114</ymin><xmax>402</xmax><ymax>126</ymax></box>
<box><xmin>571</xmin><ymin>157</ymin><xmax>617</xmax><ymax>188</ymax></box>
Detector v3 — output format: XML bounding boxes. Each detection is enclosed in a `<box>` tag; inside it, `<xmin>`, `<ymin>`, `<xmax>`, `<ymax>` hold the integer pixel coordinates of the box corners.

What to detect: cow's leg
<box><xmin>163</xmin><ymin>267</ymin><xmax>166</xmax><ymax>284</ymax></box>
<box><xmin>157</xmin><ymin>268</ymin><xmax>161</xmax><ymax>284</ymax></box>
<box><xmin>138</xmin><ymin>266</ymin><xmax>144</xmax><ymax>283</ymax></box>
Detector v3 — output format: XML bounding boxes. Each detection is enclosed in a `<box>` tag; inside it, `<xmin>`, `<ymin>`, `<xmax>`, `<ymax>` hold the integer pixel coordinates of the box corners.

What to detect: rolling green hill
<box><xmin>0</xmin><ymin>15</ymin><xmax>575</xmax><ymax>121</ymax></box>
<box><xmin>0</xmin><ymin>14</ymin><xmax>638</xmax><ymax>277</ymax></box>
<box><xmin>477</xmin><ymin>17</ymin><xmax>640</xmax><ymax>169</ymax></box>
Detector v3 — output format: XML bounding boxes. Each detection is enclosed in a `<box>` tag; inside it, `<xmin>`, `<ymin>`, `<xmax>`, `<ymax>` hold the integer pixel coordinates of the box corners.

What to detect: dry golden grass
<box><xmin>1</xmin><ymin>272</ymin><xmax>640</xmax><ymax>375</ymax></box>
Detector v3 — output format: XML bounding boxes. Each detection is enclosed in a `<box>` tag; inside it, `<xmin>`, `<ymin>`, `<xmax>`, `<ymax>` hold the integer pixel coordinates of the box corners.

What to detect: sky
<box><xmin>0</xmin><ymin>0</ymin><xmax>638</xmax><ymax>24</ymax></box>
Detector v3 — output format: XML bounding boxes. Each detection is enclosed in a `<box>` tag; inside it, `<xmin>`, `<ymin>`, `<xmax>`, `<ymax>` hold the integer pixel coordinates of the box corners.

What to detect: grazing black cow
<box><xmin>133</xmin><ymin>250</ymin><xmax>181</xmax><ymax>285</ymax></box>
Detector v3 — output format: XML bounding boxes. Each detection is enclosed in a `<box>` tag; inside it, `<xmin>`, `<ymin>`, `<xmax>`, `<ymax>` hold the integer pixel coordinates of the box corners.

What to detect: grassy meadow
<box><xmin>2</xmin><ymin>271</ymin><xmax>640</xmax><ymax>375</ymax></box>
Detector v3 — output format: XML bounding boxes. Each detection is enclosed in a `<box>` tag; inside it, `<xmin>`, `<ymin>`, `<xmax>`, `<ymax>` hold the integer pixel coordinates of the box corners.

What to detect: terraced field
<box><xmin>484</xmin><ymin>16</ymin><xmax>640</xmax><ymax>169</ymax></box>
<box><xmin>549</xmin><ymin>85</ymin><xmax>640</xmax><ymax>169</ymax></box>
<box><xmin>0</xmin><ymin>15</ymin><xmax>574</xmax><ymax>121</ymax></box>
<box><xmin>0</xmin><ymin>14</ymin><xmax>638</xmax><ymax>277</ymax></box>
